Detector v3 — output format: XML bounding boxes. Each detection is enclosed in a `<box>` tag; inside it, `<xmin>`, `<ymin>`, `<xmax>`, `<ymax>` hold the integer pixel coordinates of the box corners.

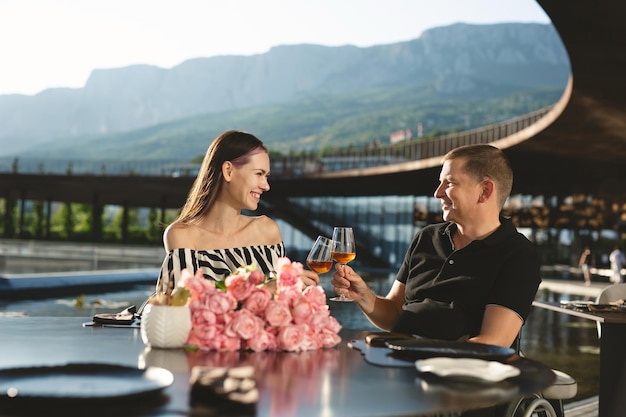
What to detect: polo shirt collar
<box><xmin>441</xmin><ymin>215</ymin><xmax>515</xmax><ymax>247</ymax></box>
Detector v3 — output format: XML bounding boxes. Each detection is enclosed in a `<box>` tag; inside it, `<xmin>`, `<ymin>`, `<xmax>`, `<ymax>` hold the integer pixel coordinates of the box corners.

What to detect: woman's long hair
<box><xmin>175</xmin><ymin>130</ymin><xmax>267</xmax><ymax>224</ymax></box>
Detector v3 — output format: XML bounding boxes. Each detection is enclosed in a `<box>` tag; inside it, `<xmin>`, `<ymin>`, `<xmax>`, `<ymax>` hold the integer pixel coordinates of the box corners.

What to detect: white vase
<box><xmin>140</xmin><ymin>304</ymin><xmax>192</xmax><ymax>349</ymax></box>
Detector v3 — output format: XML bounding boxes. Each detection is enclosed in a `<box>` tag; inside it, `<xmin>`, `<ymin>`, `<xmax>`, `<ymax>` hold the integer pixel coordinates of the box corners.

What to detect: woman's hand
<box><xmin>300</xmin><ymin>269</ymin><xmax>320</xmax><ymax>287</ymax></box>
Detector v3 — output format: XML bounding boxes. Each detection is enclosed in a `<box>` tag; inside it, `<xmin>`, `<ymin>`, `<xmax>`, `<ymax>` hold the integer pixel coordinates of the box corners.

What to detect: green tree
<box><xmin>50</xmin><ymin>202</ymin><xmax>76</xmax><ymax>239</ymax></box>
<box><xmin>73</xmin><ymin>204</ymin><xmax>95</xmax><ymax>241</ymax></box>
<box><xmin>105</xmin><ymin>206</ymin><xmax>141</xmax><ymax>242</ymax></box>
<box><xmin>30</xmin><ymin>200</ymin><xmax>45</xmax><ymax>239</ymax></box>
<box><xmin>147</xmin><ymin>208</ymin><xmax>161</xmax><ymax>243</ymax></box>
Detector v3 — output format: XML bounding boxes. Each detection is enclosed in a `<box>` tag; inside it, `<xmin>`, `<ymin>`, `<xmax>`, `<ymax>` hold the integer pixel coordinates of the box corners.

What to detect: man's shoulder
<box><xmin>422</xmin><ymin>221</ymin><xmax>449</xmax><ymax>233</ymax></box>
<box><xmin>412</xmin><ymin>222</ymin><xmax>449</xmax><ymax>240</ymax></box>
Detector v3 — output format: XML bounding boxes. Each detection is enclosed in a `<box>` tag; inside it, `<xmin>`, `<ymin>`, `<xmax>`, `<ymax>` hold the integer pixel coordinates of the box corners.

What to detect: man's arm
<box><xmin>468</xmin><ymin>304</ymin><xmax>523</xmax><ymax>348</ymax></box>
<box><xmin>332</xmin><ymin>264</ymin><xmax>405</xmax><ymax>331</ymax></box>
<box><xmin>354</xmin><ymin>280</ymin><xmax>406</xmax><ymax>331</ymax></box>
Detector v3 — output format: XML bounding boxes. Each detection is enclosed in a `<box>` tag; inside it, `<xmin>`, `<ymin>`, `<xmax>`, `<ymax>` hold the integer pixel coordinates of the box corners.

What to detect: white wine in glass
<box><xmin>306</xmin><ymin>236</ymin><xmax>334</xmax><ymax>274</ymax></box>
<box><xmin>330</xmin><ymin>227</ymin><xmax>356</xmax><ymax>302</ymax></box>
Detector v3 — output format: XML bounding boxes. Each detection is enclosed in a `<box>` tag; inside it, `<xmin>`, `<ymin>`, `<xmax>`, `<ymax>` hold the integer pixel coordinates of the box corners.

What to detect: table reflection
<box><xmin>0</xmin><ymin>317</ymin><xmax>556</xmax><ymax>417</ymax></box>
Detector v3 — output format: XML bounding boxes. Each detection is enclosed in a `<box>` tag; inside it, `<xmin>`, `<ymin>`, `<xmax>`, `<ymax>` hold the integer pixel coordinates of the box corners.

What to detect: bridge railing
<box><xmin>0</xmin><ymin>105</ymin><xmax>552</xmax><ymax>177</ymax></box>
<box><xmin>270</xmin><ymin>105</ymin><xmax>552</xmax><ymax>177</ymax></box>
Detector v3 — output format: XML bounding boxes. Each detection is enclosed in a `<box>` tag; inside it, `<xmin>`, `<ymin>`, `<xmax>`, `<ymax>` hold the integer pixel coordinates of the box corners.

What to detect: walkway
<box><xmin>565</xmin><ymin>396</ymin><xmax>598</xmax><ymax>417</ymax></box>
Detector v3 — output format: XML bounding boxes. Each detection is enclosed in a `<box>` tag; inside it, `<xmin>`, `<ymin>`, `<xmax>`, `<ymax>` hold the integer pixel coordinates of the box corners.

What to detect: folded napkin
<box><xmin>415</xmin><ymin>357</ymin><xmax>520</xmax><ymax>383</ymax></box>
<box><xmin>92</xmin><ymin>305</ymin><xmax>137</xmax><ymax>325</ymax></box>
<box><xmin>190</xmin><ymin>366</ymin><xmax>258</xmax><ymax>414</ymax></box>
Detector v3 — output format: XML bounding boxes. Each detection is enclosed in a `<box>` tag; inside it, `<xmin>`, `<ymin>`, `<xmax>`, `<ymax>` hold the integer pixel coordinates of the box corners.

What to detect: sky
<box><xmin>0</xmin><ymin>0</ymin><xmax>550</xmax><ymax>96</ymax></box>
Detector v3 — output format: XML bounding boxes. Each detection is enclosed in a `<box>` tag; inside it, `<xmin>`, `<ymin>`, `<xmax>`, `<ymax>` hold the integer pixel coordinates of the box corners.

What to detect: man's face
<box><xmin>433</xmin><ymin>158</ymin><xmax>483</xmax><ymax>224</ymax></box>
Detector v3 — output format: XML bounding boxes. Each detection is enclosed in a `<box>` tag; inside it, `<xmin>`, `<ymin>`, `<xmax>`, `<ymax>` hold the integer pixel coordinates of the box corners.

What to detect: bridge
<box><xmin>0</xmin><ymin>0</ymin><xmax>624</xmax><ymax>263</ymax></box>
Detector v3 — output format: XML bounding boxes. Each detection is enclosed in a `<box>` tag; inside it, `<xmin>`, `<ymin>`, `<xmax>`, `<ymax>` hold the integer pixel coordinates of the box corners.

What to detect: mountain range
<box><xmin>0</xmin><ymin>22</ymin><xmax>570</xmax><ymax>160</ymax></box>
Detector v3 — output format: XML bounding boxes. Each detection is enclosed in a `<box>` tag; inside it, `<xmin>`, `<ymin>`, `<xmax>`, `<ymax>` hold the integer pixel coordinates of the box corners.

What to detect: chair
<box><xmin>503</xmin><ymin>369</ymin><xmax>577</xmax><ymax>417</ymax></box>
<box><xmin>595</xmin><ymin>283</ymin><xmax>626</xmax><ymax>337</ymax></box>
<box><xmin>596</xmin><ymin>283</ymin><xmax>626</xmax><ymax>305</ymax></box>
<box><xmin>502</xmin><ymin>330</ymin><xmax>578</xmax><ymax>417</ymax></box>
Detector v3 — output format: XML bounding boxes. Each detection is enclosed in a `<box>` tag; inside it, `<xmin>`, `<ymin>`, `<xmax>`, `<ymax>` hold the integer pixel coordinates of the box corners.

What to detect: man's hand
<box><xmin>330</xmin><ymin>264</ymin><xmax>368</xmax><ymax>302</ymax></box>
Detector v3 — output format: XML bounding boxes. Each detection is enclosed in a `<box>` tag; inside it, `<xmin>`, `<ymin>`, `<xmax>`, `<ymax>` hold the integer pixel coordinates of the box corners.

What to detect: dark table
<box><xmin>0</xmin><ymin>316</ymin><xmax>556</xmax><ymax>417</ymax></box>
<box><xmin>533</xmin><ymin>300</ymin><xmax>626</xmax><ymax>417</ymax></box>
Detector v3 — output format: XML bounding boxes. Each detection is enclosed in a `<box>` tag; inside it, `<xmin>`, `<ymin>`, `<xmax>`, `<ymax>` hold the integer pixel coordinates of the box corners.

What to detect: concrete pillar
<box><xmin>45</xmin><ymin>199</ymin><xmax>52</xmax><ymax>239</ymax></box>
<box><xmin>18</xmin><ymin>192</ymin><xmax>26</xmax><ymax>238</ymax></box>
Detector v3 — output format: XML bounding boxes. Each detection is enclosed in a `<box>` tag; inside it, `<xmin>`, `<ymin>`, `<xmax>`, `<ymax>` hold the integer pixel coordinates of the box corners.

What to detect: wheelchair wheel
<box><xmin>504</xmin><ymin>394</ymin><xmax>558</xmax><ymax>417</ymax></box>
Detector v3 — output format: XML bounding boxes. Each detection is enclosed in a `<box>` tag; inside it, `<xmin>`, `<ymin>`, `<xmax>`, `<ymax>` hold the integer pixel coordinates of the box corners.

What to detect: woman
<box><xmin>156</xmin><ymin>130</ymin><xmax>318</xmax><ymax>293</ymax></box>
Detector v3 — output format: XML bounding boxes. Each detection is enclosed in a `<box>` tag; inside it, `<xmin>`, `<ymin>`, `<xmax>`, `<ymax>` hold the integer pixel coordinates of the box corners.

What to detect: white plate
<box><xmin>0</xmin><ymin>363</ymin><xmax>173</xmax><ymax>400</ymax></box>
<box><xmin>415</xmin><ymin>357</ymin><xmax>520</xmax><ymax>382</ymax></box>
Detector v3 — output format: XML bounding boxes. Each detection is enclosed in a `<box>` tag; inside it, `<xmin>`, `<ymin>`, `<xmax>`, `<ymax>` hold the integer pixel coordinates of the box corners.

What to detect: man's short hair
<box><xmin>443</xmin><ymin>144</ymin><xmax>513</xmax><ymax>209</ymax></box>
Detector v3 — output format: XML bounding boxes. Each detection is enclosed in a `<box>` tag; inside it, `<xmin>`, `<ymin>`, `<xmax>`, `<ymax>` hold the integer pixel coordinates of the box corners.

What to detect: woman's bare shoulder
<box><xmin>163</xmin><ymin>222</ymin><xmax>196</xmax><ymax>251</ymax></box>
<box><xmin>249</xmin><ymin>215</ymin><xmax>282</xmax><ymax>244</ymax></box>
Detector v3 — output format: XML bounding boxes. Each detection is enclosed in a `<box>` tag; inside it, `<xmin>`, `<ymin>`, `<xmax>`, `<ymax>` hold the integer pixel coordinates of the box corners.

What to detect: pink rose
<box><xmin>243</xmin><ymin>288</ymin><xmax>271</xmax><ymax>315</ymax></box>
<box><xmin>248</xmin><ymin>269</ymin><xmax>265</xmax><ymax>285</ymax></box>
<box><xmin>300</xmin><ymin>329</ymin><xmax>320</xmax><ymax>351</ymax></box>
<box><xmin>182</xmin><ymin>257</ymin><xmax>342</xmax><ymax>352</ymax></box>
<box><xmin>319</xmin><ymin>328</ymin><xmax>342</xmax><ymax>348</ymax></box>
<box><xmin>291</xmin><ymin>297</ymin><xmax>313</xmax><ymax>325</ymax></box>
<box><xmin>206</xmin><ymin>290</ymin><xmax>237</xmax><ymax>315</ymax></box>
<box><xmin>325</xmin><ymin>315</ymin><xmax>342</xmax><ymax>334</ymax></box>
<box><xmin>192</xmin><ymin>307</ymin><xmax>217</xmax><ymax>326</ymax></box>
<box><xmin>307</xmin><ymin>309</ymin><xmax>331</xmax><ymax>332</ymax></box>
<box><xmin>303</xmin><ymin>285</ymin><xmax>327</xmax><ymax>307</ymax></box>
<box><xmin>277</xmin><ymin>324</ymin><xmax>308</xmax><ymax>352</ymax></box>
<box><xmin>225</xmin><ymin>273</ymin><xmax>255</xmax><ymax>301</ymax></box>
<box><xmin>225</xmin><ymin>309</ymin><xmax>264</xmax><ymax>340</ymax></box>
<box><xmin>276</xmin><ymin>258</ymin><xmax>304</xmax><ymax>291</ymax></box>
<box><xmin>188</xmin><ymin>297</ymin><xmax>205</xmax><ymax>312</ymax></box>
<box><xmin>264</xmin><ymin>300</ymin><xmax>293</xmax><ymax>327</ymax></box>
<box><xmin>213</xmin><ymin>333</ymin><xmax>242</xmax><ymax>351</ymax></box>
<box><xmin>179</xmin><ymin>268</ymin><xmax>214</xmax><ymax>299</ymax></box>
<box><xmin>189</xmin><ymin>323</ymin><xmax>224</xmax><ymax>350</ymax></box>
<box><xmin>275</xmin><ymin>284</ymin><xmax>301</xmax><ymax>306</ymax></box>
<box><xmin>246</xmin><ymin>329</ymin><xmax>278</xmax><ymax>352</ymax></box>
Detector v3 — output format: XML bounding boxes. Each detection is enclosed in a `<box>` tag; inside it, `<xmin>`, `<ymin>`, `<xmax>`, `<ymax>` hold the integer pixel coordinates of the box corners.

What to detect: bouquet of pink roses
<box><xmin>177</xmin><ymin>257</ymin><xmax>342</xmax><ymax>352</ymax></box>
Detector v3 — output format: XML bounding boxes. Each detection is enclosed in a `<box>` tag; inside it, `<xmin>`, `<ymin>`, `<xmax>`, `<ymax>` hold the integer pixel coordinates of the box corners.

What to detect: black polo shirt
<box><xmin>391</xmin><ymin>216</ymin><xmax>541</xmax><ymax>340</ymax></box>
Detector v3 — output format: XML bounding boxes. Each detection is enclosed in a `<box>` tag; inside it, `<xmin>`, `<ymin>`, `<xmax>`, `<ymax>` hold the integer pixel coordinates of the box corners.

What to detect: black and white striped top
<box><xmin>156</xmin><ymin>242</ymin><xmax>286</xmax><ymax>293</ymax></box>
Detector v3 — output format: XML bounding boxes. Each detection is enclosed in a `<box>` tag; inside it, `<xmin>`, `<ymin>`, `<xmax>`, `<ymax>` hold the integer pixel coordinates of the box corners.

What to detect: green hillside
<box><xmin>20</xmin><ymin>84</ymin><xmax>563</xmax><ymax>161</ymax></box>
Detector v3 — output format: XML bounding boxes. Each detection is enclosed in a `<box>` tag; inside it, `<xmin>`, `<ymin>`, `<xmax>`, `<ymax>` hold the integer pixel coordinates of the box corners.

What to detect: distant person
<box><xmin>609</xmin><ymin>245</ymin><xmax>625</xmax><ymax>284</ymax></box>
<box><xmin>156</xmin><ymin>130</ymin><xmax>319</xmax><ymax>293</ymax></box>
<box><xmin>578</xmin><ymin>247</ymin><xmax>592</xmax><ymax>286</ymax></box>
<box><xmin>331</xmin><ymin>144</ymin><xmax>541</xmax><ymax>349</ymax></box>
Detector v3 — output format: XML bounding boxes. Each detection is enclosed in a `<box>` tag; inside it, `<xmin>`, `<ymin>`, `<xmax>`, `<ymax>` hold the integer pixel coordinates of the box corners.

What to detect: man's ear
<box><xmin>222</xmin><ymin>161</ymin><xmax>233</xmax><ymax>182</ymax></box>
<box><xmin>478</xmin><ymin>180</ymin><xmax>495</xmax><ymax>203</ymax></box>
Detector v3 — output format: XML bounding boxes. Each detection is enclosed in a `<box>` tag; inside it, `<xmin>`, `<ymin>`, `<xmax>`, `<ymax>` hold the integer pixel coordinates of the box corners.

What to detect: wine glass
<box><xmin>306</xmin><ymin>236</ymin><xmax>334</xmax><ymax>275</ymax></box>
<box><xmin>330</xmin><ymin>227</ymin><xmax>356</xmax><ymax>302</ymax></box>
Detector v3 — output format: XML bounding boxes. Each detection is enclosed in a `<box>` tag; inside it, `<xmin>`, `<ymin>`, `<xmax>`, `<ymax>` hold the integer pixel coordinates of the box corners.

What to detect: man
<box><xmin>331</xmin><ymin>144</ymin><xmax>541</xmax><ymax>349</ymax></box>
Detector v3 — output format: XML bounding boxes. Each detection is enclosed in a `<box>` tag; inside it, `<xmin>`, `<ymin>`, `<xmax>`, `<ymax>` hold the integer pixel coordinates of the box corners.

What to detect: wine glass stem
<box><xmin>338</xmin><ymin>263</ymin><xmax>350</xmax><ymax>300</ymax></box>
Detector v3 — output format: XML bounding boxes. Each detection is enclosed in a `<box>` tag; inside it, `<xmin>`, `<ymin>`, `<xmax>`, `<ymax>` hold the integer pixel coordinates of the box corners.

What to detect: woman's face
<box><xmin>226</xmin><ymin>151</ymin><xmax>271</xmax><ymax>211</ymax></box>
